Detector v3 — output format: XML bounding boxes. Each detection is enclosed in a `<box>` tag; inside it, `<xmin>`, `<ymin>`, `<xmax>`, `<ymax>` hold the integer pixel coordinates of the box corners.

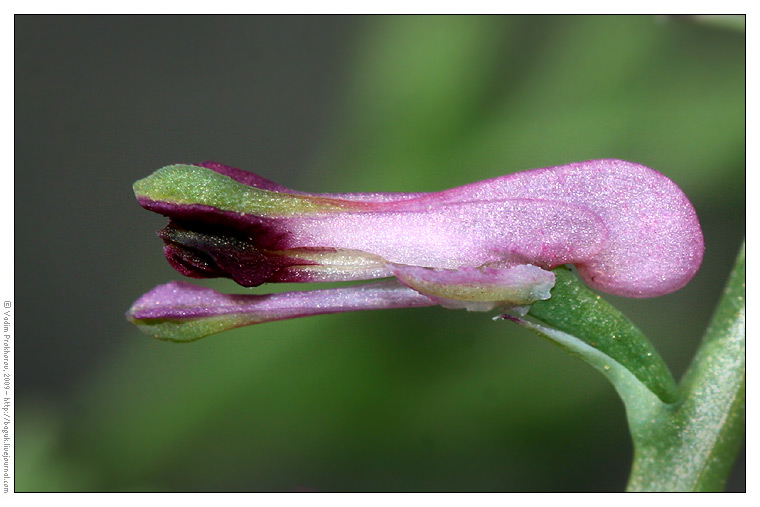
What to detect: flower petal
<box><xmin>134</xmin><ymin>165</ymin><xmax>607</xmax><ymax>283</ymax></box>
<box><xmin>274</xmin><ymin>198</ymin><xmax>607</xmax><ymax>271</ymax></box>
<box><xmin>134</xmin><ymin>159</ymin><xmax>703</xmax><ymax>297</ymax></box>
<box><xmin>127</xmin><ymin>280</ymin><xmax>436</xmax><ymax>342</ymax></box>
<box><xmin>417</xmin><ymin>159</ymin><xmax>704</xmax><ymax>297</ymax></box>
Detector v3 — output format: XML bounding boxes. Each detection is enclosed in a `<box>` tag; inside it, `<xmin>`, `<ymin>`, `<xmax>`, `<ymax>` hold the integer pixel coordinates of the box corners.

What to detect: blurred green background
<box><xmin>15</xmin><ymin>15</ymin><xmax>744</xmax><ymax>491</ymax></box>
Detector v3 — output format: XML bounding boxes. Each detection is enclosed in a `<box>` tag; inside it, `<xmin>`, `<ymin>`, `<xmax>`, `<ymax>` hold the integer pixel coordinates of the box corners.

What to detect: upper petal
<box><xmin>134</xmin><ymin>159</ymin><xmax>703</xmax><ymax>297</ymax></box>
<box><xmin>134</xmin><ymin>164</ymin><xmax>607</xmax><ymax>274</ymax></box>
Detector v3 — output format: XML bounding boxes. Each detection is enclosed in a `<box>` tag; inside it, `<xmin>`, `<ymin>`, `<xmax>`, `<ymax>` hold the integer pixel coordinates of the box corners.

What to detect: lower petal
<box><xmin>127</xmin><ymin>280</ymin><xmax>436</xmax><ymax>342</ymax></box>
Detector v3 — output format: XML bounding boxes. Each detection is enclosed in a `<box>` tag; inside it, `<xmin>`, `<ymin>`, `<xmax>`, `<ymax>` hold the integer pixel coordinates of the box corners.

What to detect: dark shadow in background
<box><xmin>16</xmin><ymin>15</ymin><xmax>357</xmax><ymax>394</ymax></box>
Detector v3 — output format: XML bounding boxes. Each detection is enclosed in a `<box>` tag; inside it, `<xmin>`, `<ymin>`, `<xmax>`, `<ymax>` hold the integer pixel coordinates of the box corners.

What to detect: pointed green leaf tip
<box><xmin>132</xmin><ymin>164</ymin><xmax>356</xmax><ymax>216</ymax></box>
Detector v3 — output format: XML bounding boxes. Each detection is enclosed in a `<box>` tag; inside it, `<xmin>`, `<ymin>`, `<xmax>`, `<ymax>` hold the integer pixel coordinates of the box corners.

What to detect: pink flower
<box><xmin>127</xmin><ymin>159</ymin><xmax>703</xmax><ymax>341</ymax></box>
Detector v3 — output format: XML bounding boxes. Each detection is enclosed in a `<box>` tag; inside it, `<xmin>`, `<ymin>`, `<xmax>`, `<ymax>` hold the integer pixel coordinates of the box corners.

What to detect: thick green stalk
<box><xmin>517</xmin><ymin>242</ymin><xmax>744</xmax><ymax>491</ymax></box>
<box><xmin>626</xmin><ymin>242</ymin><xmax>745</xmax><ymax>491</ymax></box>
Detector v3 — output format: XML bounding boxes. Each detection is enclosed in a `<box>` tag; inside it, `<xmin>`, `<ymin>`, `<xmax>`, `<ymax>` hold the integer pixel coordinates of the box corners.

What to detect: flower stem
<box><xmin>513</xmin><ymin>242</ymin><xmax>744</xmax><ymax>491</ymax></box>
<box><xmin>626</xmin><ymin>241</ymin><xmax>745</xmax><ymax>492</ymax></box>
<box><xmin>527</xmin><ymin>267</ymin><xmax>680</xmax><ymax>404</ymax></box>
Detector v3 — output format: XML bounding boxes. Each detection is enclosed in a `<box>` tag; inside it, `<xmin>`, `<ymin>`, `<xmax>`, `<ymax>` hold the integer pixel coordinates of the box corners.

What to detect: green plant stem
<box><xmin>515</xmin><ymin>242</ymin><xmax>745</xmax><ymax>491</ymax></box>
<box><xmin>626</xmin><ymin>242</ymin><xmax>745</xmax><ymax>491</ymax></box>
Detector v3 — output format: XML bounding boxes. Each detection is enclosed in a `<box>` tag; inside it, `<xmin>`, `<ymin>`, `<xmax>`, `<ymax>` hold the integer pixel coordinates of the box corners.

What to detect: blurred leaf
<box><xmin>15</xmin><ymin>403</ymin><xmax>95</xmax><ymax>491</ymax></box>
<box><xmin>320</xmin><ymin>16</ymin><xmax>744</xmax><ymax>203</ymax></box>
<box><xmin>668</xmin><ymin>15</ymin><xmax>746</xmax><ymax>32</ymax></box>
<box><xmin>319</xmin><ymin>15</ymin><xmax>507</xmax><ymax>190</ymax></box>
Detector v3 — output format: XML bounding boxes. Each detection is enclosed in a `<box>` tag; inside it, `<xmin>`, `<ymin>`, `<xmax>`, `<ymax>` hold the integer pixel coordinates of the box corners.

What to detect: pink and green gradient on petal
<box><xmin>127</xmin><ymin>280</ymin><xmax>436</xmax><ymax>342</ymax></box>
<box><xmin>128</xmin><ymin>159</ymin><xmax>704</xmax><ymax>341</ymax></box>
